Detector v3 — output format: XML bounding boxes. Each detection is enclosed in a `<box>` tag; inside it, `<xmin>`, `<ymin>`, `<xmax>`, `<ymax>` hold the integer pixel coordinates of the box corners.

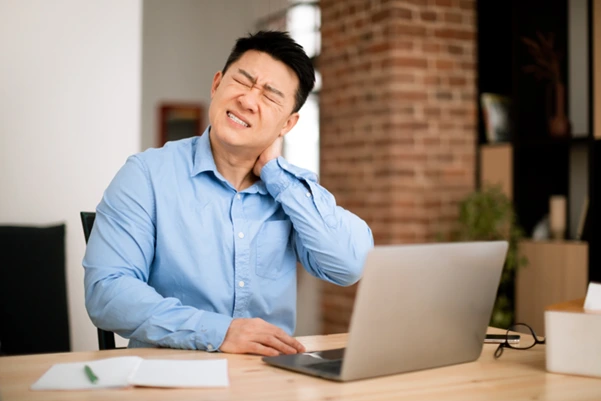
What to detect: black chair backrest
<box><xmin>0</xmin><ymin>224</ymin><xmax>70</xmax><ymax>355</ymax></box>
<box><xmin>80</xmin><ymin>212</ymin><xmax>117</xmax><ymax>351</ymax></box>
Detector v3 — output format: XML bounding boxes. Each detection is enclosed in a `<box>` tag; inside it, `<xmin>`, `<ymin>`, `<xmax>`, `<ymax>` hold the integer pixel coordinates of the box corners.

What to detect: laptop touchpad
<box><xmin>306</xmin><ymin>348</ymin><xmax>345</xmax><ymax>360</ymax></box>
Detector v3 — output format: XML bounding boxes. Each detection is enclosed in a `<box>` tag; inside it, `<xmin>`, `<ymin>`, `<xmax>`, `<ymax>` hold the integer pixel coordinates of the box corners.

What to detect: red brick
<box><xmin>319</xmin><ymin>0</ymin><xmax>476</xmax><ymax>334</ymax></box>
<box><xmin>434</xmin><ymin>28</ymin><xmax>474</xmax><ymax>41</ymax></box>
<box><xmin>424</xmin><ymin>107</ymin><xmax>442</xmax><ymax>116</ymax></box>
<box><xmin>436</xmin><ymin>59</ymin><xmax>455</xmax><ymax>70</ymax></box>
<box><xmin>423</xmin><ymin>43</ymin><xmax>441</xmax><ymax>53</ymax></box>
<box><xmin>384</xmin><ymin>24</ymin><xmax>427</xmax><ymax>38</ymax></box>
<box><xmin>383</xmin><ymin>121</ymin><xmax>429</xmax><ymax>131</ymax></box>
<box><xmin>375</xmin><ymin>73</ymin><xmax>415</xmax><ymax>84</ymax></box>
<box><xmin>424</xmin><ymin>75</ymin><xmax>442</xmax><ymax>85</ymax></box>
<box><xmin>444</xmin><ymin>11</ymin><xmax>463</xmax><ymax>23</ymax></box>
<box><xmin>421</xmin><ymin>11</ymin><xmax>437</xmax><ymax>21</ymax></box>
<box><xmin>382</xmin><ymin>57</ymin><xmax>428</xmax><ymax>69</ymax></box>
<box><xmin>382</xmin><ymin>90</ymin><xmax>428</xmax><ymax>101</ymax></box>
<box><xmin>459</xmin><ymin>0</ymin><xmax>475</xmax><ymax>10</ymax></box>
<box><xmin>447</xmin><ymin>44</ymin><xmax>464</xmax><ymax>54</ymax></box>
<box><xmin>372</xmin><ymin>7</ymin><xmax>413</xmax><ymax>23</ymax></box>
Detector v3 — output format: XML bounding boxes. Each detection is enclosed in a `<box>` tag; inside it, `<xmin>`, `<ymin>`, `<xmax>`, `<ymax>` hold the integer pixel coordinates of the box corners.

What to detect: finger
<box><xmin>253</xmin><ymin>319</ymin><xmax>306</xmax><ymax>353</ymax></box>
<box><xmin>248</xmin><ymin>342</ymin><xmax>280</xmax><ymax>357</ymax></box>
<box><xmin>270</xmin><ymin>328</ymin><xmax>306</xmax><ymax>353</ymax></box>
<box><xmin>259</xmin><ymin>334</ymin><xmax>298</xmax><ymax>355</ymax></box>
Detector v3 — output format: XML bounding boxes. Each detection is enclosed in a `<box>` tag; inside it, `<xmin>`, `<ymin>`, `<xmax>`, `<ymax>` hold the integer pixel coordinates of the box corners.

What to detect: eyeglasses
<box><xmin>494</xmin><ymin>323</ymin><xmax>546</xmax><ymax>359</ymax></box>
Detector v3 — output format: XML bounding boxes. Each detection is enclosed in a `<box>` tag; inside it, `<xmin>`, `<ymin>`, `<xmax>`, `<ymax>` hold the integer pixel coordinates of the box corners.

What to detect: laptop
<box><xmin>262</xmin><ymin>240</ymin><xmax>509</xmax><ymax>382</ymax></box>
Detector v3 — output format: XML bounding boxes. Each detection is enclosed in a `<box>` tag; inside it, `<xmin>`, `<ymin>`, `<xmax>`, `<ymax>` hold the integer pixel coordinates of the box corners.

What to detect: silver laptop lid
<box><xmin>341</xmin><ymin>241</ymin><xmax>508</xmax><ymax>381</ymax></box>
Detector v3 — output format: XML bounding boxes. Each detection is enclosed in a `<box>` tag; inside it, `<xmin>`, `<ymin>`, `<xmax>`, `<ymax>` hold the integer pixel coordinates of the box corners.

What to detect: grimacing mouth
<box><xmin>226</xmin><ymin>110</ymin><xmax>251</xmax><ymax>128</ymax></box>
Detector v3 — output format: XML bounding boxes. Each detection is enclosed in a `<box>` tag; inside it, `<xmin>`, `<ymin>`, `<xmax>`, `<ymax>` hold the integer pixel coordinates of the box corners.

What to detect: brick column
<box><xmin>319</xmin><ymin>0</ymin><xmax>477</xmax><ymax>334</ymax></box>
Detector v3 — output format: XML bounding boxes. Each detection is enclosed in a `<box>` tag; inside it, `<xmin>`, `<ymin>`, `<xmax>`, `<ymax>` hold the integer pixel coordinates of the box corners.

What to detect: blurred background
<box><xmin>0</xmin><ymin>0</ymin><xmax>598</xmax><ymax>355</ymax></box>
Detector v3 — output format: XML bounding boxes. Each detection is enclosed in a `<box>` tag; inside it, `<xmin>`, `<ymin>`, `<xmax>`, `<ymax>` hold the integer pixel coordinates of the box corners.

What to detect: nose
<box><xmin>238</xmin><ymin>87</ymin><xmax>260</xmax><ymax>113</ymax></box>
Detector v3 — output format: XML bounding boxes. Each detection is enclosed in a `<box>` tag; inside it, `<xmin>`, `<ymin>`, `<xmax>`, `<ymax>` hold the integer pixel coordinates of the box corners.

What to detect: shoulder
<box><xmin>132</xmin><ymin>137</ymin><xmax>198</xmax><ymax>171</ymax></box>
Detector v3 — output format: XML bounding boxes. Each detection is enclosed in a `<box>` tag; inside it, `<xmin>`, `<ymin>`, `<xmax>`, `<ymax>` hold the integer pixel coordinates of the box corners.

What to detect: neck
<box><xmin>209</xmin><ymin>133</ymin><xmax>258</xmax><ymax>191</ymax></box>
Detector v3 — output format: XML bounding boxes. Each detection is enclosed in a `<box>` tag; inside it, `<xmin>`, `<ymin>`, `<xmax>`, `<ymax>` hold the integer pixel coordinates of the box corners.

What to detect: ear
<box><xmin>210</xmin><ymin>71</ymin><xmax>223</xmax><ymax>99</ymax></box>
<box><xmin>278</xmin><ymin>112</ymin><xmax>300</xmax><ymax>137</ymax></box>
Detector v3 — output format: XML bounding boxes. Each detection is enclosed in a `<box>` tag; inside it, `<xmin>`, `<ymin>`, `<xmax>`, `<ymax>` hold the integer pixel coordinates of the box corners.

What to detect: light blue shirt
<box><xmin>83</xmin><ymin>126</ymin><xmax>374</xmax><ymax>351</ymax></box>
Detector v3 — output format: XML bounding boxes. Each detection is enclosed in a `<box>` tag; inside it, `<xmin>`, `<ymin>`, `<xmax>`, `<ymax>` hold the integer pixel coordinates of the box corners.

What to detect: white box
<box><xmin>545</xmin><ymin>298</ymin><xmax>601</xmax><ymax>378</ymax></box>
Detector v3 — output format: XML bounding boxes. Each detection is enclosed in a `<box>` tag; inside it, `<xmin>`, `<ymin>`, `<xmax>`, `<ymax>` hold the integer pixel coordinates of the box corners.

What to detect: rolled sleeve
<box><xmin>260</xmin><ymin>156</ymin><xmax>374</xmax><ymax>286</ymax></box>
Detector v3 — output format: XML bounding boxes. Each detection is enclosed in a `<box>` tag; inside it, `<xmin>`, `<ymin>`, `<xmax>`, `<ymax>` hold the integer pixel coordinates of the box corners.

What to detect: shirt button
<box><xmin>236</xmin><ymin>194</ymin><xmax>241</xmax><ymax>200</ymax></box>
<box><xmin>306</xmin><ymin>192</ymin><xmax>312</xmax><ymax>197</ymax></box>
<box><xmin>207</xmin><ymin>344</ymin><xmax>214</xmax><ymax>351</ymax></box>
<box><xmin>238</xmin><ymin>281</ymin><xmax>245</xmax><ymax>287</ymax></box>
<box><xmin>238</xmin><ymin>232</ymin><xmax>245</xmax><ymax>239</ymax></box>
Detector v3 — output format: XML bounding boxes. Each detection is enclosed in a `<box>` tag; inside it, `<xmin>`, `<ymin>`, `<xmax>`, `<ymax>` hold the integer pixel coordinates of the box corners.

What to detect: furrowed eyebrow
<box><xmin>237</xmin><ymin>69</ymin><xmax>285</xmax><ymax>99</ymax></box>
<box><xmin>238</xmin><ymin>69</ymin><xmax>256</xmax><ymax>84</ymax></box>
<box><xmin>264</xmin><ymin>84</ymin><xmax>284</xmax><ymax>99</ymax></box>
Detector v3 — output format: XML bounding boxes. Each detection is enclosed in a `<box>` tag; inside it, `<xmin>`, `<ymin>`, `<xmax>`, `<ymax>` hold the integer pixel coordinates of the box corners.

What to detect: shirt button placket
<box><xmin>232</xmin><ymin>192</ymin><xmax>249</xmax><ymax>318</ymax></box>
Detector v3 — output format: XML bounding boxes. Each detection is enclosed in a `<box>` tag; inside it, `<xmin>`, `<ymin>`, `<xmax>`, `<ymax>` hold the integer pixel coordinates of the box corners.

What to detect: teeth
<box><xmin>227</xmin><ymin>112</ymin><xmax>249</xmax><ymax>127</ymax></box>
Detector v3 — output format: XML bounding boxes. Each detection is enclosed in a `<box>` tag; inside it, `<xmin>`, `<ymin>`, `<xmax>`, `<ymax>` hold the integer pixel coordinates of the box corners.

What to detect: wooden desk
<box><xmin>1</xmin><ymin>328</ymin><xmax>601</xmax><ymax>401</ymax></box>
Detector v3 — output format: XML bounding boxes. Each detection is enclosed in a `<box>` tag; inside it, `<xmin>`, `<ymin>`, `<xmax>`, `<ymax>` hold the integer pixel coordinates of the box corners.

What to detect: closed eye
<box><xmin>233</xmin><ymin>78</ymin><xmax>251</xmax><ymax>88</ymax></box>
<box><xmin>263</xmin><ymin>94</ymin><xmax>277</xmax><ymax>104</ymax></box>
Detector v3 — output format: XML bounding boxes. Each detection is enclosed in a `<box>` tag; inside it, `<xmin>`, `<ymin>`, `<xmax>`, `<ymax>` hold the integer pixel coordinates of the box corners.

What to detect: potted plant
<box><xmin>445</xmin><ymin>185</ymin><xmax>528</xmax><ymax>328</ymax></box>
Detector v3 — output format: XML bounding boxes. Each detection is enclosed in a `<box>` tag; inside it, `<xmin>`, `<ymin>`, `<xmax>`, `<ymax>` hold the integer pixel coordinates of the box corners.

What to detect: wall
<box><xmin>0</xmin><ymin>0</ymin><xmax>324</xmax><ymax>351</ymax></box>
<box><xmin>0</xmin><ymin>0</ymin><xmax>142</xmax><ymax>351</ymax></box>
<box><xmin>141</xmin><ymin>0</ymin><xmax>289</xmax><ymax>151</ymax></box>
<box><xmin>319</xmin><ymin>0</ymin><xmax>478</xmax><ymax>333</ymax></box>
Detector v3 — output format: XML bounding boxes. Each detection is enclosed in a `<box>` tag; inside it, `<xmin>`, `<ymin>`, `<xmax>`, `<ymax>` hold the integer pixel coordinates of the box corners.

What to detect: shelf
<box><xmin>519</xmin><ymin>239</ymin><xmax>588</xmax><ymax>246</ymax></box>
<box><xmin>513</xmin><ymin>135</ymin><xmax>591</xmax><ymax>148</ymax></box>
<box><xmin>479</xmin><ymin>136</ymin><xmax>591</xmax><ymax>149</ymax></box>
<box><xmin>516</xmin><ymin>240</ymin><xmax>589</xmax><ymax>335</ymax></box>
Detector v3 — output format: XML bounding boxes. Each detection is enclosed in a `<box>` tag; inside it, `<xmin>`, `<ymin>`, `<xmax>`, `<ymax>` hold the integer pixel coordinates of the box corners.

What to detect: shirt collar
<box><xmin>191</xmin><ymin>126</ymin><xmax>217</xmax><ymax>176</ymax></box>
<box><xmin>191</xmin><ymin>125</ymin><xmax>268</xmax><ymax>195</ymax></box>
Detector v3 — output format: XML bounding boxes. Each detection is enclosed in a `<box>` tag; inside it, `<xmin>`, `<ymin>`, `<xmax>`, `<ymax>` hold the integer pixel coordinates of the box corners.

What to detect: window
<box><xmin>257</xmin><ymin>1</ymin><xmax>321</xmax><ymax>175</ymax></box>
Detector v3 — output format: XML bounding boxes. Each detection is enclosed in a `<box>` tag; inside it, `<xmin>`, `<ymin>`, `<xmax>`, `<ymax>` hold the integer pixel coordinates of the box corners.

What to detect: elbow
<box><xmin>342</xmin><ymin>226</ymin><xmax>374</xmax><ymax>286</ymax></box>
<box><xmin>337</xmin><ymin>268</ymin><xmax>363</xmax><ymax>287</ymax></box>
<box><xmin>334</xmin><ymin>234</ymin><xmax>374</xmax><ymax>287</ymax></box>
<box><xmin>83</xmin><ymin>271</ymin><xmax>114</xmax><ymax>331</ymax></box>
<box><xmin>84</xmin><ymin>283</ymin><xmax>106</xmax><ymax>329</ymax></box>
<box><xmin>342</xmin><ymin>248</ymin><xmax>370</xmax><ymax>286</ymax></box>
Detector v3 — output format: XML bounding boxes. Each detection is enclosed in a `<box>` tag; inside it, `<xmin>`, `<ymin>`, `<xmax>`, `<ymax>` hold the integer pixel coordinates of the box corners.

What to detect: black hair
<box><xmin>222</xmin><ymin>30</ymin><xmax>315</xmax><ymax>113</ymax></box>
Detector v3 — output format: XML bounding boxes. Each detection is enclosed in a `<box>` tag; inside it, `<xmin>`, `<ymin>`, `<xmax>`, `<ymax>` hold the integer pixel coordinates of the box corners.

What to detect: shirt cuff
<box><xmin>260</xmin><ymin>157</ymin><xmax>295</xmax><ymax>199</ymax></box>
<box><xmin>194</xmin><ymin>311</ymin><xmax>233</xmax><ymax>352</ymax></box>
<box><xmin>261</xmin><ymin>157</ymin><xmax>318</xmax><ymax>199</ymax></box>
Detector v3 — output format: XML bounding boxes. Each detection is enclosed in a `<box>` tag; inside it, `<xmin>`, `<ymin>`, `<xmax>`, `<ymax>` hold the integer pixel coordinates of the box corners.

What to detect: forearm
<box><xmin>261</xmin><ymin>157</ymin><xmax>374</xmax><ymax>285</ymax></box>
<box><xmin>84</xmin><ymin>266</ymin><xmax>232</xmax><ymax>351</ymax></box>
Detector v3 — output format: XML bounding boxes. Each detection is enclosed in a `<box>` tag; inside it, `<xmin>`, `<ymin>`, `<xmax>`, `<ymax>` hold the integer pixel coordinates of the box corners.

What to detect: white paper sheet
<box><xmin>129</xmin><ymin>359</ymin><xmax>229</xmax><ymax>388</ymax></box>
<box><xmin>583</xmin><ymin>282</ymin><xmax>601</xmax><ymax>311</ymax></box>
<box><xmin>31</xmin><ymin>356</ymin><xmax>143</xmax><ymax>390</ymax></box>
<box><xmin>31</xmin><ymin>357</ymin><xmax>230</xmax><ymax>391</ymax></box>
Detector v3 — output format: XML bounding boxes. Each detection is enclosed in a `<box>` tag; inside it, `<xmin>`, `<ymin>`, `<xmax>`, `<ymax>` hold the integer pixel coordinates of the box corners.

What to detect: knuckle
<box><xmin>249</xmin><ymin>343</ymin><xmax>262</xmax><ymax>354</ymax></box>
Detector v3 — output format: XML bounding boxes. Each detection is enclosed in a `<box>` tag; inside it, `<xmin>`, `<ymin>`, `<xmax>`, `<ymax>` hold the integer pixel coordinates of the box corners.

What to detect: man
<box><xmin>83</xmin><ymin>30</ymin><xmax>374</xmax><ymax>356</ymax></box>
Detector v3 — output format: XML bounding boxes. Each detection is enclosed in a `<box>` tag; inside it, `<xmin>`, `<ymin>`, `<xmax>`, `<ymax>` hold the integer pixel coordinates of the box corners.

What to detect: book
<box><xmin>31</xmin><ymin>356</ymin><xmax>229</xmax><ymax>390</ymax></box>
<box><xmin>480</xmin><ymin>93</ymin><xmax>512</xmax><ymax>143</ymax></box>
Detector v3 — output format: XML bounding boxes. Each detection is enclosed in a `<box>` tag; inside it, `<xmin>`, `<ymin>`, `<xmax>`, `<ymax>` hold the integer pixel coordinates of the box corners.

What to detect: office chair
<box><xmin>0</xmin><ymin>224</ymin><xmax>70</xmax><ymax>355</ymax></box>
<box><xmin>80</xmin><ymin>211</ymin><xmax>119</xmax><ymax>351</ymax></box>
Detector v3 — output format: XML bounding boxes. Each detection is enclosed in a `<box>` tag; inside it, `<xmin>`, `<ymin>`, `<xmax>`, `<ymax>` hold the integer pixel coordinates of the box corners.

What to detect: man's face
<box><xmin>208</xmin><ymin>50</ymin><xmax>300</xmax><ymax>155</ymax></box>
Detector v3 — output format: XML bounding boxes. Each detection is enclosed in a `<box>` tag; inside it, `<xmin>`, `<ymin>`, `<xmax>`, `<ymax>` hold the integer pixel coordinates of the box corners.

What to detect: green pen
<box><xmin>84</xmin><ymin>365</ymin><xmax>98</xmax><ymax>384</ymax></box>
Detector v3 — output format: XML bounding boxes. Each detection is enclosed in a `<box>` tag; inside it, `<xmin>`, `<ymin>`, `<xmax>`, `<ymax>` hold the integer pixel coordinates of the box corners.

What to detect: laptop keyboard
<box><xmin>307</xmin><ymin>360</ymin><xmax>342</xmax><ymax>375</ymax></box>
